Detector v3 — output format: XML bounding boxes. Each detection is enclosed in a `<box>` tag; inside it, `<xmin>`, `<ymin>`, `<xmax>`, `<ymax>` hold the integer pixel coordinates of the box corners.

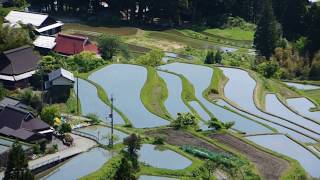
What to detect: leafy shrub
<box><xmin>208</xmin><ymin>117</ymin><xmax>235</xmax><ymax>130</ymax></box>
<box><xmin>171</xmin><ymin>112</ymin><xmax>199</xmax><ymax>130</ymax></box>
<box><xmin>153</xmin><ymin>136</ymin><xmax>165</xmax><ymax>145</ymax></box>
<box><xmin>67</xmin><ymin>52</ymin><xmax>105</xmax><ymax>73</ymax></box>
<box><xmin>40</xmin><ymin>105</ymin><xmax>60</xmax><ymax>126</ymax></box>
<box><xmin>136</xmin><ymin>49</ymin><xmax>164</xmax><ymax>67</ymax></box>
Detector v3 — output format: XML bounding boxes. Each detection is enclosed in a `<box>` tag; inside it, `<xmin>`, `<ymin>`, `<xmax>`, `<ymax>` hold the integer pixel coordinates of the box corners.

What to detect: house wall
<box><xmin>0</xmin><ymin>78</ymin><xmax>29</xmax><ymax>89</ymax></box>
<box><xmin>52</xmin><ymin>77</ymin><xmax>73</xmax><ymax>86</ymax></box>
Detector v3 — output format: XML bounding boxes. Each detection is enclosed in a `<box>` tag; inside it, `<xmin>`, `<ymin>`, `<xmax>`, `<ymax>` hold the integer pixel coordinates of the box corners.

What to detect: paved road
<box><xmin>29</xmin><ymin>134</ymin><xmax>97</xmax><ymax>169</ymax></box>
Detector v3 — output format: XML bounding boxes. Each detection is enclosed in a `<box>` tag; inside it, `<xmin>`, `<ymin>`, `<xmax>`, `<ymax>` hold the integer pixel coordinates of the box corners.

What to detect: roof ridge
<box><xmin>3</xmin><ymin>45</ymin><xmax>31</xmax><ymax>55</ymax></box>
<box><xmin>58</xmin><ymin>33</ymin><xmax>88</xmax><ymax>41</ymax></box>
<box><xmin>10</xmin><ymin>10</ymin><xmax>49</xmax><ymax>17</ymax></box>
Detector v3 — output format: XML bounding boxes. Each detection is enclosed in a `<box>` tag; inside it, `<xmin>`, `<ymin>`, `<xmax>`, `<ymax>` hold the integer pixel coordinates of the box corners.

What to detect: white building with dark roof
<box><xmin>4</xmin><ymin>11</ymin><xmax>63</xmax><ymax>35</ymax></box>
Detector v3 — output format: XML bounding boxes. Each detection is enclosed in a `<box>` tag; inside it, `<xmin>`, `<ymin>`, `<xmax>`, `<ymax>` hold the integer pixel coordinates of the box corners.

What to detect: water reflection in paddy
<box><xmin>76</xmin><ymin>125</ymin><xmax>128</xmax><ymax>145</ymax></box>
<box><xmin>157</xmin><ymin>71</ymin><xmax>190</xmax><ymax>118</ymax></box>
<box><xmin>89</xmin><ymin>64</ymin><xmax>169</xmax><ymax>128</ymax></box>
<box><xmin>139</xmin><ymin>144</ymin><xmax>192</xmax><ymax>170</ymax></box>
<box><xmin>265</xmin><ymin>94</ymin><xmax>320</xmax><ymax>133</ymax></box>
<box><xmin>42</xmin><ymin>148</ymin><xmax>112</xmax><ymax>180</ymax></box>
<box><xmin>246</xmin><ymin>134</ymin><xmax>320</xmax><ymax>177</ymax></box>
<box><xmin>75</xmin><ymin>78</ymin><xmax>124</xmax><ymax>124</ymax></box>
<box><xmin>159</xmin><ymin>63</ymin><xmax>272</xmax><ymax>134</ymax></box>
<box><xmin>284</xmin><ymin>82</ymin><xmax>320</xmax><ymax>90</ymax></box>
<box><xmin>287</xmin><ymin>97</ymin><xmax>320</xmax><ymax>121</ymax></box>
<box><xmin>216</xmin><ymin>100</ymin><xmax>316</xmax><ymax>143</ymax></box>
<box><xmin>220</xmin><ymin>67</ymin><xmax>320</xmax><ymax>140</ymax></box>
<box><xmin>189</xmin><ymin>101</ymin><xmax>210</xmax><ymax>121</ymax></box>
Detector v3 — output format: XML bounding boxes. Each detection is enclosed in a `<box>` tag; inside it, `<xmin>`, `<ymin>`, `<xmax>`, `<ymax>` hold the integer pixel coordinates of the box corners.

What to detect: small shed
<box><xmin>45</xmin><ymin>68</ymin><xmax>75</xmax><ymax>103</ymax></box>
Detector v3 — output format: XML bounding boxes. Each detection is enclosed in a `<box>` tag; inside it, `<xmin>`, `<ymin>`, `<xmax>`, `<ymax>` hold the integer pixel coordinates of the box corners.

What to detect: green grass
<box><xmin>63</xmin><ymin>23</ymin><xmax>139</xmax><ymax>36</ymax></box>
<box><xmin>140</xmin><ymin>67</ymin><xmax>172</xmax><ymax>120</ymax></box>
<box><xmin>204</xmin><ymin>27</ymin><xmax>254</xmax><ymax>41</ymax></box>
<box><xmin>249</xmin><ymin>70</ymin><xmax>300</xmax><ymax>110</ymax></box>
<box><xmin>148</xmin><ymin>31</ymin><xmax>228</xmax><ymax>50</ymax></box>
<box><xmin>80</xmin><ymin>154</ymin><xmax>123</xmax><ymax>180</ymax></box>
<box><xmin>203</xmin><ymin>66</ymin><xmax>226</xmax><ymax>98</ymax></box>
<box><xmin>301</xmin><ymin>89</ymin><xmax>320</xmax><ymax>107</ymax></box>
<box><xmin>163</xmin><ymin>29</ymin><xmax>252</xmax><ymax>49</ymax></box>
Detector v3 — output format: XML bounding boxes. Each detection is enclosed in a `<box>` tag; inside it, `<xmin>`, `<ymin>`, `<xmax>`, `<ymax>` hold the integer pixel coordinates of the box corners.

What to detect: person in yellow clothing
<box><xmin>54</xmin><ymin>117</ymin><xmax>62</xmax><ymax>126</ymax></box>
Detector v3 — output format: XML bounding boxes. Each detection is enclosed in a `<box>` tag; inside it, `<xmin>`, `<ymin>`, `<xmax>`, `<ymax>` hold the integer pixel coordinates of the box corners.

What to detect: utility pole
<box><xmin>76</xmin><ymin>76</ymin><xmax>79</xmax><ymax>116</ymax></box>
<box><xmin>109</xmin><ymin>95</ymin><xmax>114</xmax><ymax>147</ymax></box>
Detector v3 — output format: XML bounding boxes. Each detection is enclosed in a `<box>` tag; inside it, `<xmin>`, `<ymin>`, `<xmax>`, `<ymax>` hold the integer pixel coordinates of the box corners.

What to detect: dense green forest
<box><xmin>25</xmin><ymin>0</ymin><xmax>320</xmax><ymax>80</ymax></box>
<box><xmin>0</xmin><ymin>0</ymin><xmax>317</xmax><ymax>80</ymax></box>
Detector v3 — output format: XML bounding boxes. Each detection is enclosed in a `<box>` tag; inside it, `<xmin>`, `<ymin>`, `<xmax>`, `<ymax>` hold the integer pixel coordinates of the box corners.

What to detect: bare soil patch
<box><xmin>146</xmin><ymin>128</ymin><xmax>224</xmax><ymax>153</ymax></box>
<box><xmin>209</xmin><ymin>133</ymin><xmax>289</xmax><ymax>180</ymax></box>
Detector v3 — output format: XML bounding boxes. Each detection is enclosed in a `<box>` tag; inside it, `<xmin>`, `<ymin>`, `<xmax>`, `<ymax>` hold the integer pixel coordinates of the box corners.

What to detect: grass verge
<box><xmin>140</xmin><ymin>67</ymin><xmax>172</xmax><ymax>120</ymax></box>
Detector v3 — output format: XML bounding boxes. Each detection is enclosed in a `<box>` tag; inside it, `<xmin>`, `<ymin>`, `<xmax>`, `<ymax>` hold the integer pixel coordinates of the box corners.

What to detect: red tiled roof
<box><xmin>53</xmin><ymin>34</ymin><xmax>99</xmax><ymax>55</ymax></box>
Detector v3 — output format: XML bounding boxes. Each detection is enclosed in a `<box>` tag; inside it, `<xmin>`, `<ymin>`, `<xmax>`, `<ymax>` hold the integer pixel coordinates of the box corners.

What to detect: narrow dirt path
<box><xmin>209</xmin><ymin>133</ymin><xmax>289</xmax><ymax>180</ymax></box>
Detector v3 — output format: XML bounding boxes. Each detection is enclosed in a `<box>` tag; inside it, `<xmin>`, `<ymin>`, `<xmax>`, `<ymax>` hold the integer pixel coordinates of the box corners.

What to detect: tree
<box><xmin>136</xmin><ymin>49</ymin><xmax>164</xmax><ymax>67</ymax></box>
<box><xmin>257</xmin><ymin>61</ymin><xmax>280</xmax><ymax>78</ymax></box>
<box><xmin>200</xmin><ymin>160</ymin><xmax>219</xmax><ymax>180</ymax></box>
<box><xmin>309</xmin><ymin>53</ymin><xmax>320</xmax><ymax>80</ymax></box>
<box><xmin>114</xmin><ymin>156</ymin><xmax>136</xmax><ymax>180</ymax></box>
<box><xmin>40</xmin><ymin>105</ymin><xmax>60</xmax><ymax>126</ymax></box>
<box><xmin>254</xmin><ymin>0</ymin><xmax>280</xmax><ymax>59</ymax></box>
<box><xmin>123</xmin><ymin>134</ymin><xmax>141</xmax><ymax>157</ymax></box>
<box><xmin>4</xmin><ymin>142</ymin><xmax>34</xmax><ymax>180</ymax></box>
<box><xmin>281</xmin><ymin>0</ymin><xmax>307</xmax><ymax>41</ymax></box>
<box><xmin>38</xmin><ymin>56</ymin><xmax>66</xmax><ymax>74</ymax></box>
<box><xmin>0</xmin><ymin>26</ymin><xmax>31</xmax><ymax>53</ymax></box>
<box><xmin>214</xmin><ymin>50</ymin><xmax>223</xmax><ymax>64</ymax></box>
<box><xmin>97</xmin><ymin>34</ymin><xmax>122</xmax><ymax>59</ymax></box>
<box><xmin>208</xmin><ymin>117</ymin><xmax>235</xmax><ymax>130</ymax></box>
<box><xmin>123</xmin><ymin>133</ymin><xmax>141</xmax><ymax>170</ymax></box>
<box><xmin>204</xmin><ymin>51</ymin><xmax>214</xmax><ymax>64</ymax></box>
<box><xmin>13</xmin><ymin>0</ymin><xmax>27</xmax><ymax>7</ymax></box>
<box><xmin>171</xmin><ymin>112</ymin><xmax>199</xmax><ymax>130</ymax></box>
<box><xmin>67</xmin><ymin>52</ymin><xmax>104</xmax><ymax>72</ymax></box>
<box><xmin>306</xmin><ymin>4</ymin><xmax>320</xmax><ymax>60</ymax></box>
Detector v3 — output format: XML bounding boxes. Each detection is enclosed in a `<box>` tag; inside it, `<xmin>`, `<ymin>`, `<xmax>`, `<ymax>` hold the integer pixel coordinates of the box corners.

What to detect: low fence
<box><xmin>29</xmin><ymin>156</ymin><xmax>61</xmax><ymax>170</ymax></box>
<box><xmin>72</xmin><ymin>130</ymin><xmax>99</xmax><ymax>142</ymax></box>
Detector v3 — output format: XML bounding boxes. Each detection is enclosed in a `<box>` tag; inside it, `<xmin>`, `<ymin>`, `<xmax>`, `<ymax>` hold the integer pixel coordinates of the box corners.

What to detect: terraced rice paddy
<box><xmin>265</xmin><ymin>94</ymin><xmax>320</xmax><ymax>135</ymax></box>
<box><xmin>287</xmin><ymin>97</ymin><xmax>320</xmax><ymax>121</ymax></box>
<box><xmin>139</xmin><ymin>144</ymin><xmax>192</xmax><ymax>170</ymax></box>
<box><xmin>42</xmin><ymin>148</ymin><xmax>112</xmax><ymax>180</ymax></box>
<box><xmin>76</xmin><ymin>125</ymin><xmax>128</xmax><ymax>145</ymax></box>
<box><xmin>157</xmin><ymin>71</ymin><xmax>190</xmax><ymax>118</ymax></box>
<box><xmin>159</xmin><ymin>63</ymin><xmax>273</xmax><ymax>134</ymax></box>
<box><xmin>74</xmin><ymin>62</ymin><xmax>319</xmax><ymax>177</ymax></box>
<box><xmin>284</xmin><ymin>82</ymin><xmax>320</xmax><ymax>90</ymax></box>
<box><xmin>75</xmin><ymin>78</ymin><xmax>124</xmax><ymax>124</ymax></box>
<box><xmin>246</xmin><ymin>134</ymin><xmax>320</xmax><ymax>177</ymax></box>
<box><xmin>220</xmin><ymin>67</ymin><xmax>320</xmax><ymax>141</ymax></box>
<box><xmin>89</xmin><ymin>64</ymin><xmax>169</xmax><ymax>128</ymax></box>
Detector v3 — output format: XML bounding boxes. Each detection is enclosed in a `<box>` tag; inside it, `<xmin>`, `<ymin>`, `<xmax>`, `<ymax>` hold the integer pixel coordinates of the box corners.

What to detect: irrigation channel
<box><xmin>71</xmin><ymin>62</ymin><xmax>320</xmax><ymax>178</ymax></box>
